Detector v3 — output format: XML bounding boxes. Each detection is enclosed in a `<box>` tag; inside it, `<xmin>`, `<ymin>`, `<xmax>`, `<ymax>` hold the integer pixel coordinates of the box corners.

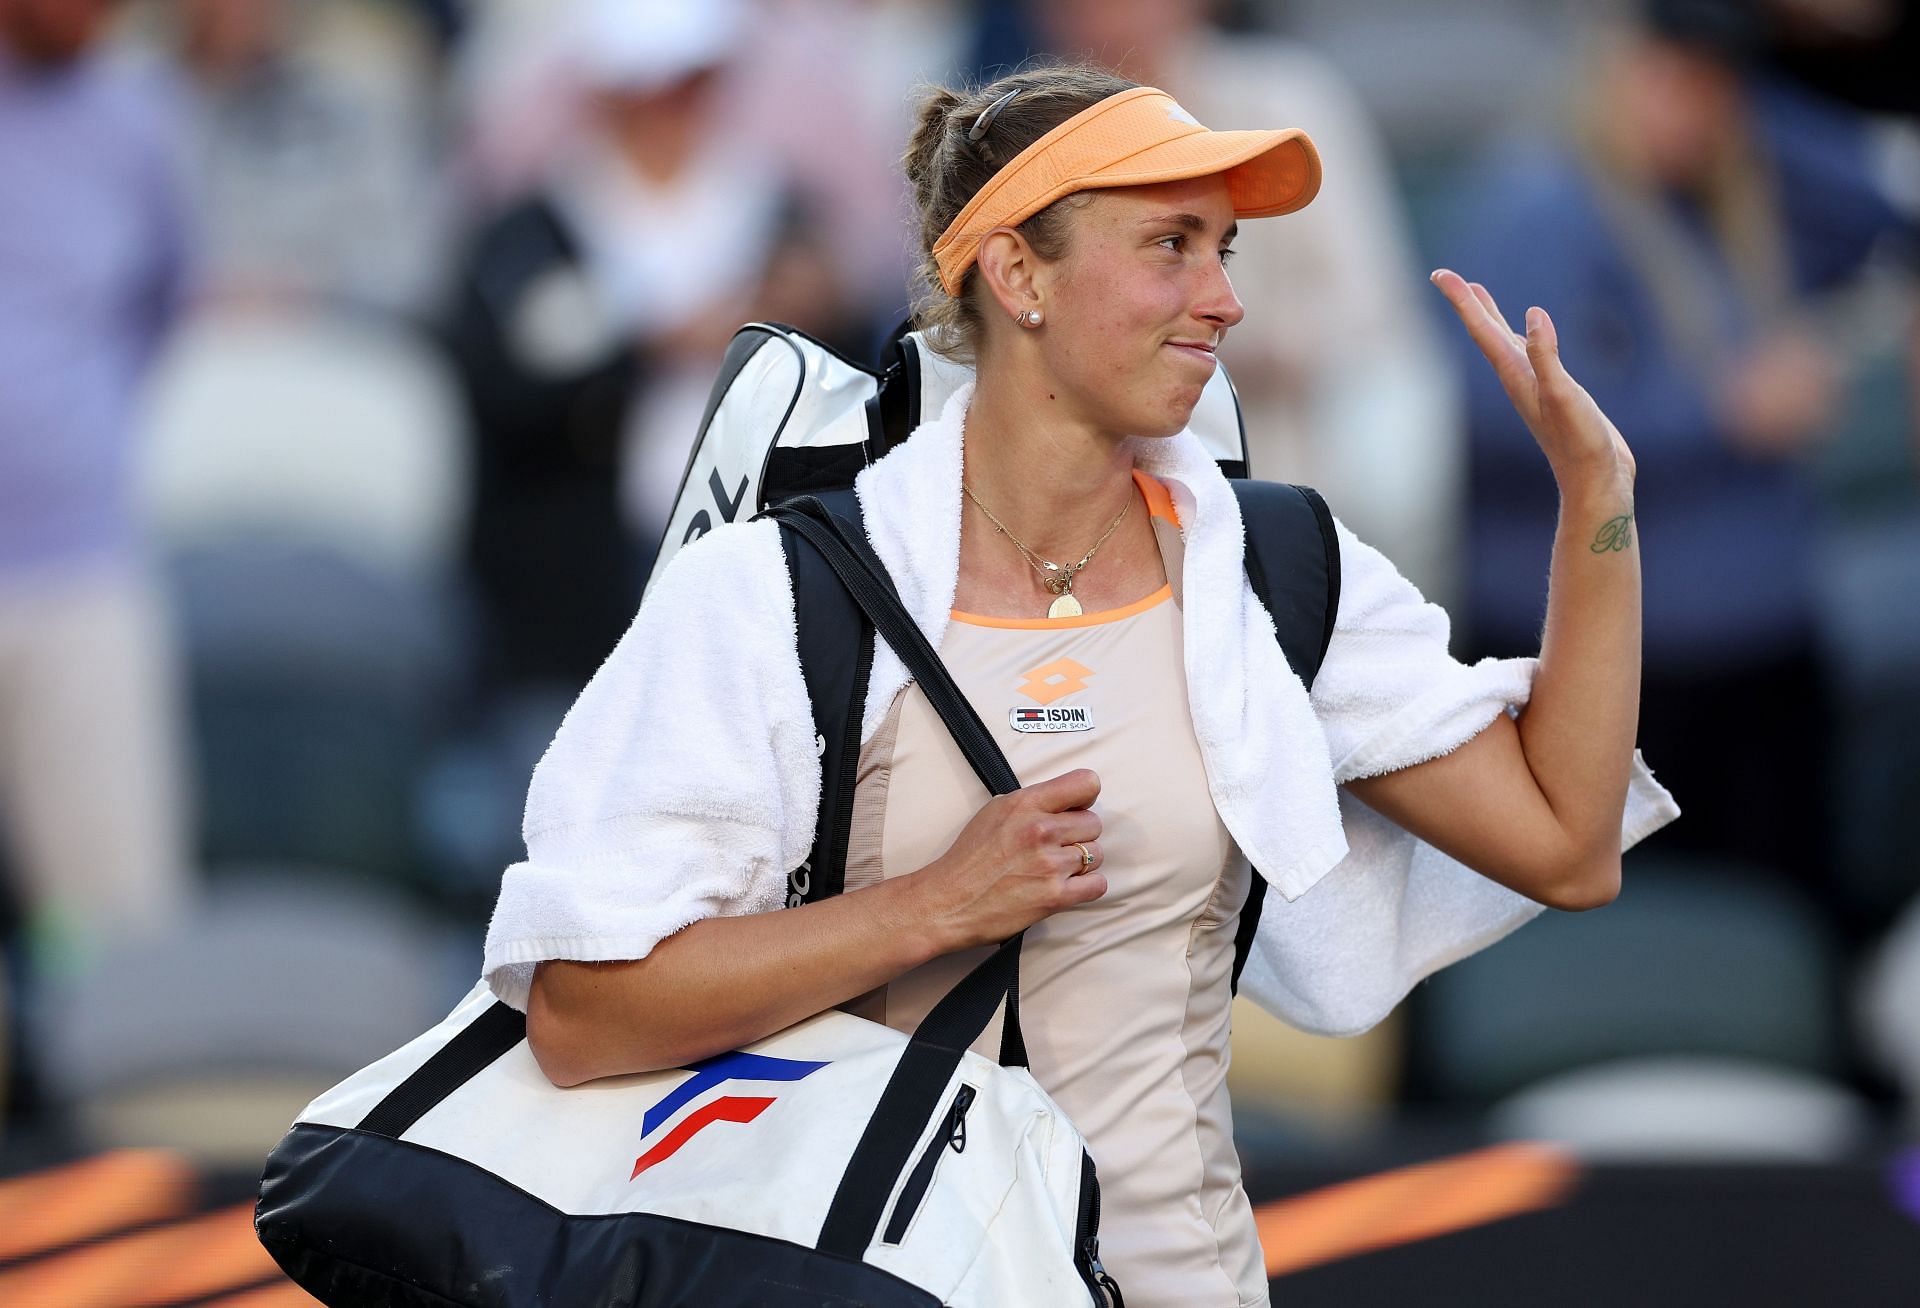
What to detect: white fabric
<box><xmin>483</xmin><ymin>383</ymin><xmax>1679</xmax><ymax>1036</ymax></box>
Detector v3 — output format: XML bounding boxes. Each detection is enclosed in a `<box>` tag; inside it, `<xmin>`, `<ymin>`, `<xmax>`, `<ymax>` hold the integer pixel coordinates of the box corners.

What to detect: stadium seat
<box><xmin>1489</xmin><ymin>1055</ymin><xmax>1871</xmax><ymax>1162</ymax></box>
<box><xmin>139</xmin><ymin>308</ymin><xmax>470</xmax><ymax>578</ymax></box>
<box><xmin>30</xmin><ymin>872</ymin><xmax>472</xmax><ymax>1166</ymax></box>
<box><xmin>1855</xmin><ymin>892</ymin><xmax>1920</xmax><ymax>1123</ymax></box>
<box><xmin>1411</xmin><ymin>856</ymin><xmax>1841</xmax><ymax>1103</ymax></box>
<box><xmin>170</xmin><ymin>538</ymin><xmax>471</xmax><ymax>879</ymax></box>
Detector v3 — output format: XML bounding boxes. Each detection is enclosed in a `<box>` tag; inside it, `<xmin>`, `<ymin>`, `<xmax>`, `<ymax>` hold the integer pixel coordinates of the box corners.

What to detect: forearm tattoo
<box><xmin>1589</xmin><ymin>514</ymin><xmax>1634</xmax><ymax>554</ymax></box>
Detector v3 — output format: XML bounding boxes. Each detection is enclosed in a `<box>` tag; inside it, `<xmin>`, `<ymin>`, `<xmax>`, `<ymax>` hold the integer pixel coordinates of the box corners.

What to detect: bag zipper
<box><xmin>880</xmin><ymin>1083</ymin><xmax>976</xmax><ymax>1245</ymax></box>
<box><xmin>1074</xmin><ymin>1150</ymin><xmax>1124</xmax><ymax>1306</ymax></box>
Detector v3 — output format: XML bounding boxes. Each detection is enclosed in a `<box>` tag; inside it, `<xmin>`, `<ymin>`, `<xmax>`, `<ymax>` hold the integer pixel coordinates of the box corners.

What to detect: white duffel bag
<box><xmin>256</xmin><ymin>940</ymin><xmax>1116</xmax><ymax>1306</ymax></box>
<box><xmin>256</xmin><ymin>501</ymin><xmax>1122</xmax><ymax>1307</ymax></box>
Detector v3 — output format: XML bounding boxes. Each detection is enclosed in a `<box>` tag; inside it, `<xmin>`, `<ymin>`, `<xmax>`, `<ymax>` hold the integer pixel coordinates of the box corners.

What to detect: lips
<box><xmin>1166</xmin><ymin>341</ymin><xmax>1218</xmax><ymax>368</ymax></box>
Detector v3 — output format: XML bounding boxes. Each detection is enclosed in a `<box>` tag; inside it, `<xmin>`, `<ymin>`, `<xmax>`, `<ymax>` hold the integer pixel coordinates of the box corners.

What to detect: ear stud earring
<box><xmin>1016</xmin><ymin>308</ymin><xmax>1044</xmax><ymax>328</ymax></box>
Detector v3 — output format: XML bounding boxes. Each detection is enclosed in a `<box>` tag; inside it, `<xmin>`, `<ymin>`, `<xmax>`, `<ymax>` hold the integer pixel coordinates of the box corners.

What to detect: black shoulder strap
<box><xmin>1229</xmin><ymin>479</ymin><xmax>1342</xmax><ymax>993</ymax></box>
<box><xmin>778</xmin><ymin>486</ymin><xmax>875</xmax><ymax>910</ymax></box>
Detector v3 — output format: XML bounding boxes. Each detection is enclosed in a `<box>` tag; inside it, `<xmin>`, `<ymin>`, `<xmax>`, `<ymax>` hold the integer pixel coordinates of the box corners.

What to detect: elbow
<box><xmin>526</xmin><ymin>964</ymin><xmax>687</xmax><ymax>1086</ymax></box>
<box><xmin>1539</xmin><ymin>849</ymin><xmax>1622</xmax><ymax>913</ymax></box>
<box><xmin>526</xmin><ymin>978</ymin><xmax>598</xmax><ymax>1088</ymax></box>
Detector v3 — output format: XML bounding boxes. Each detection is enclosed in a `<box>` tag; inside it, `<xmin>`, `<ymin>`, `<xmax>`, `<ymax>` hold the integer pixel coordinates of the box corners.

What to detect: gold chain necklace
<box><xmin>962</xmin><ymin>482</ymin><xmax>1132</xmax><ymax>618</ymax></box>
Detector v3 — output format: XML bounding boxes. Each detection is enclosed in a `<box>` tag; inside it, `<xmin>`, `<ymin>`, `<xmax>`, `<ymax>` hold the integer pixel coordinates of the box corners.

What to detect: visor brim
<box><xmin>1075</xmin><ymin>128</ymin><xmax>1322</xmax><ymax>218</ymax></box>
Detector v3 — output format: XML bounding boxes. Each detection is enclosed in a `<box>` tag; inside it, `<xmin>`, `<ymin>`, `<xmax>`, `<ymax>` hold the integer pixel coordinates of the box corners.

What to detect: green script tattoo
<box><xmin>1590</xmin><ymin>514</ymin><xmax>1634</xmax><ymax>553</ymax></box>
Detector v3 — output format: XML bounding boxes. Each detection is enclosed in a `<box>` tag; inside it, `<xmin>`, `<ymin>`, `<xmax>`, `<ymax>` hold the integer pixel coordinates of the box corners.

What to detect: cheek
<box><xmin>1058</xmin><ymin>270</ymin><xmax>1182</xmax><ymax>368</ymax></box>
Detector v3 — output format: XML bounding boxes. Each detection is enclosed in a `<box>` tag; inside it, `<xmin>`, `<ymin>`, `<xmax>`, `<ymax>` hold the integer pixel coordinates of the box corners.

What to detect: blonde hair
<box><xmin>903</xmin><ymin>63</ymin><xmax>1137</xmax><ymax>361</ymax></box>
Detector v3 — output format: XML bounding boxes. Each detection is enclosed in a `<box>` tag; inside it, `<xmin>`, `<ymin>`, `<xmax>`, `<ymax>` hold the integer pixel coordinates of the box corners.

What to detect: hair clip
<box><xmin>967</xmin><ymin>89</ymin><xmax>1022</xmax><ymax>142</ymax></box>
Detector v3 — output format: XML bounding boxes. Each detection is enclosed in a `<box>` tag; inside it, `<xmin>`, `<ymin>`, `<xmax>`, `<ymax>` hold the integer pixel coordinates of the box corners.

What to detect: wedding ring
<box><xmin>1073</xmin><ymin>842</ymin><xmax>1094</xmax><ymax>872</ymax></box>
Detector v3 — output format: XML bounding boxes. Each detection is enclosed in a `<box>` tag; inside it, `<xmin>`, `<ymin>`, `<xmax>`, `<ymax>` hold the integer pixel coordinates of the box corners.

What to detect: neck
<box><xmin>961</xmin><ymin>372</ymin><xmax>1139</xmax><ymax>561</ymax></box>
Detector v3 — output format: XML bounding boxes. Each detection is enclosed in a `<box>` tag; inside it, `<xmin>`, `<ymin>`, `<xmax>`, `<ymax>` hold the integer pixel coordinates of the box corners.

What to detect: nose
<box><xmin>1197</xmin><ymin>259</ymin><xmax>1245</xmax><ymax>336</ymax></box>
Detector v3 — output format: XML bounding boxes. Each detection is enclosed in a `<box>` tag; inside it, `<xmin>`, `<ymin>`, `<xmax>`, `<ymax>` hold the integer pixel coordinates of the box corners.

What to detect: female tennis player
<box><xmin>484</xmin><ymin>64</ymin><xmax>1677</xmax><ymax>1305</ymax></box>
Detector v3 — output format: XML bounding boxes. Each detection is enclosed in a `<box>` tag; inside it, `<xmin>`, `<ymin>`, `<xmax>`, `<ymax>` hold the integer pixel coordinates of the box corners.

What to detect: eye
<box><xmin>1219</xmin><ymin>247</ymin><xmax>1237</xmax><ymax>266</ymax></box>
<box><xmin>1157</xmin><ymin>234</ymin><xmax>1186</xmax><ymax>253</ymax></box>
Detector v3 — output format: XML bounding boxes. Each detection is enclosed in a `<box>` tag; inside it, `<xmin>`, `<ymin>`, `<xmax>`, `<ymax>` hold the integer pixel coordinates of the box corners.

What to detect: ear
<box><xmin>975</xmin><ymin>226</ymin><xmax>1043</xmax><ymax>321</ymax></box>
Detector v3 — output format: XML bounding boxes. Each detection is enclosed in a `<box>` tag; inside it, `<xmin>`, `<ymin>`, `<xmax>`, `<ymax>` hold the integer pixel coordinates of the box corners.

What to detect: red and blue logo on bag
<box><xmin>630</xmin><ymin>1050</ymin><xmax>830</xmax><ymax>1178</ymax></box>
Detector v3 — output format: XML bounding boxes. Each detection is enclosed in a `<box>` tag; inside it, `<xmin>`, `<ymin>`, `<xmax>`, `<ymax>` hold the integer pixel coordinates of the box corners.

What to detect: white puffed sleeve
<box><xmin>1239</xmin><ymin>519</ymin><xmax>1678</xmax><ymax>1036</ymax></box>
<box><xmin>481</xmin><ymin>519</ymin><xmax>822</xmax><ymax>1010</ymax></box>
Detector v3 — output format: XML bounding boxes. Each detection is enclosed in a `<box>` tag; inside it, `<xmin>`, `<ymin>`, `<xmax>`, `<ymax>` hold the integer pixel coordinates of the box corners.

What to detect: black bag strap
<box><xmin>766</xmin><ymin>496</ymin><xmax>1049</xmax><ymax>1258</ymax></box>
<box><xmin>1227</xmin><ymin>479</ymin><xmax>1342</xmax><ymax>992</ymax></box>
<box><xmin>357</xmin><ymin>999</ymin><xmax>526</xmax><ymax>1137</ymax></box>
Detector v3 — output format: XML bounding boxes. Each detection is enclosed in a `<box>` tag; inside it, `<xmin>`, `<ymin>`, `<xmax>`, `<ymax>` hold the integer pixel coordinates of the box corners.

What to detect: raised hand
<box><xmin>1430</xmin><ymin>269</ymin><xmax>1636</xmax><ymax>491</ymax></box>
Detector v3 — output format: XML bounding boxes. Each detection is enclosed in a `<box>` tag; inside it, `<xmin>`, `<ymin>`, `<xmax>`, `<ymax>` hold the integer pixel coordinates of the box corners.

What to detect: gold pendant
<box><xmin>1048</xmin><ymin>592</ymin><xmax>1083</xmax><ymax>619</ymax></box>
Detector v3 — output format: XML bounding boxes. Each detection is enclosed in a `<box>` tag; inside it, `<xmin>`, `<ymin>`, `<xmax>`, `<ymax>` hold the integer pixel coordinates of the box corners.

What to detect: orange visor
<box><xmin>931</xmin><ymin>86</ymin><xmax>1322</xmax><ymax>296</ymax></box>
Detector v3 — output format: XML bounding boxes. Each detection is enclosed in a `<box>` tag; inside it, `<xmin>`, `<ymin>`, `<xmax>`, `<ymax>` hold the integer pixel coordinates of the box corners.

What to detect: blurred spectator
<box><xmin>1438</xmin><ymin>0</ymin><xmax>1911</xmax><ymax>923</ymax></box>
<box><xmin>442</xmin><ymin>0</ymin><xmax>860</xmax><ymax>698</ymax></box>
<box><xmin>0</xmin><ymin>0</ymin><xmax>195</xmax><ymax>973</ymax></box>
<box><xmin>1020</xmin><ymin>0</ymin><xmax>1465</xmax><ymax>604</ymax></box>
<box><xmin>146</xmin><ymin>0</ymin><xmax>447</xmax><ymax>316</ymax></box>
<box><xmin>729</xmin><ymin>0</ymin><xmax>964</xmax><ymax>329</ymax></box>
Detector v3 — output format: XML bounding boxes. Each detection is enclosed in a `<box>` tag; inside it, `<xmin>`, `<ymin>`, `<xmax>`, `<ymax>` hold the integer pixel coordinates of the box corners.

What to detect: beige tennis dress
<box><xmin>843</xmin><ymin>472</ymin><xmax>1267</xmax><ymax>1308</ymax></box>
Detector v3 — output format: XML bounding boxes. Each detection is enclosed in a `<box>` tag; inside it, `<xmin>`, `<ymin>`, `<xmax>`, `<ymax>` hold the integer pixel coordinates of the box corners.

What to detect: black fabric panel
<box><xmin>778</xmin><ymin>490</ymin><xmax>872</xmax><ymax>906</ymax></box>
<box><xmin>1228</xmin><ymin>479</ymin><xmax>1342</xmax><ymax>993</ymax></box>
<box><xmin>1299</xmin><ymin>484</ymin><xmax>1342</xmax><ymax>673</ymax></box>
<box><xmin>259</xmin><ymin>1123</ymin><xmax>940</xmax><ymax>1308</ymax></box>
<box><xmin>1231</xmin><ymin>480</ymin><xmax>1340</xmax><ymax>686</ymax></box>
<box><xmin>878</xmin><ymin>322</ymin><xmax>920</xmax><ymax>456</ymax></box>
<box><xmin>1230</xmin><ymin>876</ymin><xmax>1267</xmax><ymax>997</ymax></box>
<box><xmin>357</xmin><ymin>1001</ymin><xmax>527</xmax><ymax>1139</ymax></box>
<box><xmin>762</xmin><ymin>444</ymin><xmax>874</xmax><ymax>509</ymax></box>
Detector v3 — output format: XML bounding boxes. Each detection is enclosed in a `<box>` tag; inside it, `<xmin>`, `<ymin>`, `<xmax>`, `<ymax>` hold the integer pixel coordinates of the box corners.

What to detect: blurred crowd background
<box><xmin>2</xmin><ymin>0</ymin><xmax>1919</xmax><ymax>1215</ymax></box>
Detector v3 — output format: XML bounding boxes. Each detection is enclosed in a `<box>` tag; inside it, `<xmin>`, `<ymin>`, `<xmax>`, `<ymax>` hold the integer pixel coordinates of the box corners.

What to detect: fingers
<box><xmin>1468</xmin><ymin>281</ymin><xmax>1524</xmax><ymax>350</ymax></box>
<box><xmin>1524</xmin><ymin>304</ymin><xmax>1562</xmax><ymax>372</ymax></box>
<box><xmin>1430</xmin><ymin>269</ymin><xmax>1530</xmax><ymax>385</ymax></box>
<box><xmin>1058</xmin><ymin>837</ymin><xmax>1103</xmax><ymax>875</ymax></box>
<box><xmin>1047</xmin><ymin>808</ymin><xmax>1102</xmax><ymax>847</ymax></box>
<box><xmin>1060</xmin><ymin>867</ymin><xmax>1108</xmax><ymax>907</ymax></box>
<box><xmin>1025</xmin><ymin>767</ymin><xmax>1101</xmax><ymax>813</ymax></box>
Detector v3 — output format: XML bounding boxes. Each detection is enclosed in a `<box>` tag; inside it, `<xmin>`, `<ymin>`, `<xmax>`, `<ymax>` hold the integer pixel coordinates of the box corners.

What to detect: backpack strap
<box><xmin>777</xmin><ymin>486</ymin><xmax>874</xmax><ymax>911</ymax></box>
<box><xmin>1229</xmin><ymin>479</ymin><xmax>1342</xmax><ymax>993</ymax></box>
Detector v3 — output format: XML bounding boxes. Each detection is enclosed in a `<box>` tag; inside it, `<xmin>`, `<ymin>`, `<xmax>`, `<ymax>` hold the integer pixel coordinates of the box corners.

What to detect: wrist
<box><xmin>1555</xmin><ymin>461</ymin><xmax>1635</xmax><ymax>511</ymax></box>
<box><xmin>892</xmin><ymin>865</ymin><xmax>964</xmax><ymax>964</ymax></box>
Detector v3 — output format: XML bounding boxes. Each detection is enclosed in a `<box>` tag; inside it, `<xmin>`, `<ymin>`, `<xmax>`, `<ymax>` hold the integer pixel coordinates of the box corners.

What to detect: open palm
<box><xmin>1431</xmin><ymin>269</ymin><xmax>1636</xmax><ymax>487</ymax></box>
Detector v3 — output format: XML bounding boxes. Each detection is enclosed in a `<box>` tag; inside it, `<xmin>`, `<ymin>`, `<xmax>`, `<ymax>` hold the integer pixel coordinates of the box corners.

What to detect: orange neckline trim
<box><xmin>952</xmin><ymin>583</ymin><xmax>1172</xmax><ymax>630</ymax></box>
<box><xmin>951</xmin><ymin>470</ymin><xmax>1180</xmax><ymax>629</ymax></box>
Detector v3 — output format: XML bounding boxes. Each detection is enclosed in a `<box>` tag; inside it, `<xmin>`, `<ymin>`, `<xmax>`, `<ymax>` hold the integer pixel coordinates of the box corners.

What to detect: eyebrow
<box><xmin>1145</xmin><ymin>212</ymin><xmax>1238</xmax><ymax>243</ymax></box>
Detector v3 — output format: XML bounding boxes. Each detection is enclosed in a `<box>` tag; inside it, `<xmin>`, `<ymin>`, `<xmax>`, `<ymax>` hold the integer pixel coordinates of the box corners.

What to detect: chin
<box><xmin>1136</xmin><ymin>390</ymin><xmax>1205</xmax><ymax>440</ymax></box>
